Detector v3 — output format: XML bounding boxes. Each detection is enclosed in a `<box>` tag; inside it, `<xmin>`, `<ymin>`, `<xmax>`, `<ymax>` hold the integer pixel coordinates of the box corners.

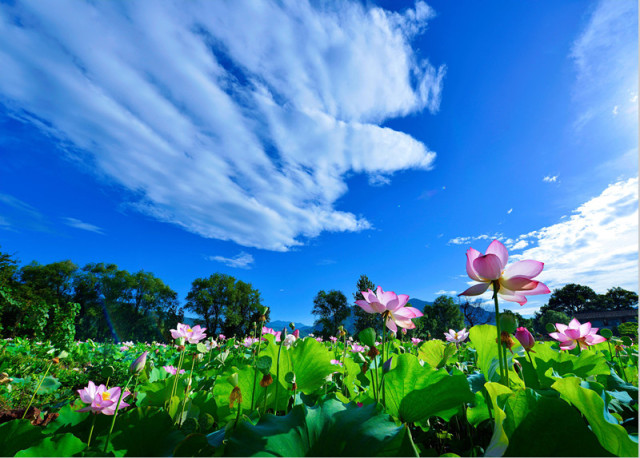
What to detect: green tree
<box><xmin>602</xmin><ymin>287</ymin><xmax>638</xmax><ymax>310</ymax></box>
<box><xmin>617</xmin><ymin>321</ymin><xmax>638</xmax><ymax>340</ymax></box>
<box><xmin>532</xmin><ymin>309</ymin><xmax>570</xmax><ymax>336</ymax></box>
<box><xmin>352</xmin><ymin>275</ymin><xmax>379</xmax><ymax>335</ymax></box>
<box><xmin>312</xmin><ymin>290</ymin><xmax>350</xmax><ymax>338</ymax></box>
<box><xmin>542</xmin><ymin>284</ymin><xmax>603</xmax><ymax>315</ymax></box>
<box><xmin>421</xmin><ymin>295</ymin><xmax>465</xmax><ymax>341</ymax></box>
<box><xmin>221</xmin><ymin>279</ymin><xmax>265</xmax><ymax>338</ymax></box>
<box><xmin>185</xmin><ymin>273</ymin><xmax>235</xmax><ymax>334</ymax></box>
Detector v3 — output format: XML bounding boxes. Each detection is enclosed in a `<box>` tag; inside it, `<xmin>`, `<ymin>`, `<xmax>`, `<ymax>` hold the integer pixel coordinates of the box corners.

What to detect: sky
<box><xmin>0</xmin><ymin>0</ymin><xmax>637</xmax><ymax>325</ymax></box>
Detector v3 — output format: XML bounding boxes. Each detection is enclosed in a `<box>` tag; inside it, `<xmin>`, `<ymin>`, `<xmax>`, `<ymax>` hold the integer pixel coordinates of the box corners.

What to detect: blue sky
<box><xmin>0</xmin><ymin>0</ymin><xmax>637</xmax><ymax>325</ymax></box>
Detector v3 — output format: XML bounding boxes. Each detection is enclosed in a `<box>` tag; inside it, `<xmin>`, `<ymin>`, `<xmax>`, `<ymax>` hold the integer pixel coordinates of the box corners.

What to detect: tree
<box><xmin>532</xmin><ymin>309</ymin><xmax>569</xmax><ymax>336</ymax></box>
<box><xmin>457</xmin><ymin>297</ymin><xmax>491</xmax><ymax>327</ymax></box>
<box><xmin>185</xmin><ymin>273</ymin><xmax>236</xmax><ymax>334</ymax></box>
<box><xmin>617</xmin><ymin>321</ymin><xmax>638</xmax><ymax>340</ymax></box>
<box><xmin>602</xmin><ymin>287</ymin><xmax>638</xmax><ymax>310</ymax></box>
<box><xmin>542</xmin><ymin>284</ymin><xmax>603</xmax><ymax>315</ymax></box>
<box><xmin>352</xmin><ymin>275</ymin><xmax>379</xmax><ymax>335</ymax></box>
<box><xmin>420</xmin><ymin>295</ymin><xmax>465</xmax><ymax>341</ymax></box>
<box><xmin>220</xmin><ymin>279</ymin><xmax>265</xmax><ymax>338</ymax></box>
<box><xmin>312</xmin><ymin>290</ymin><xmax>350</xmax><ymax>338</ymax></box>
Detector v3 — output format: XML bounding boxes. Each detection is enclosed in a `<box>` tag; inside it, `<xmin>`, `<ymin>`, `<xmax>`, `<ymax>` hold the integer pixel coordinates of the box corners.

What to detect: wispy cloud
<box><xmin>317</xmin><ymin>259</ymin><xmax>337</xmax><ymax>266</ymax></box>
<box><xmin>542</xmin><ymin>175</ymin><xmax>558</xmax><ymax>183</ymax></box>
<box><xmin>207</xmin><ymin>252</ymin><xmax>254</xmax><ymax>269</ymax></box>
<box><xmin>62</xmin><ymin>217</ymin><xmax>105</xmax><ymax>235</ymax></box>
<box><xmin>0</xmin><ymin>0</ymin><xmax>444</xmax><ymax>251</ymax></box>
<box><xmin>507</xmin><ymin>208</ymin><xmax>513</xmax><ymax>214</ymax></box>
<box><xmin>0</xmin><ymin>193</ymin><xmax>48</xmax><ymax>232</ymax></box>
<box><xmin>448</xmin><ymin>233</ymin><xmax>504</xmax><ymax>246</ymax></box>
<box><xmin>571</xmin><ymin>0</ymin><xmax>637</xmax><ymax>134</ymax></box>
<box><xmin>434</xmin><ymin>289</ymin><xmax>457</xmax><ymax>296</ymax></box>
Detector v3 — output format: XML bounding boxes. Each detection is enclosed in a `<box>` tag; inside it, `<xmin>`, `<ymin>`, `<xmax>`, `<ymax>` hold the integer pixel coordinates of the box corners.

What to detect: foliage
<box><xmin>312</xmin><ymin>289</ymin><xmax>350</xmax><ymax>337</ymax></box>
<box><xmin>419</xmin><ymin>295</ymin><xmax>464</xmax><ymax>340</ymax></box>
<box><xmin>352</xmin><ymin>274</ymin><xmax>379</xmax><ymax>336</ymax></box>
<box><xmin>617</xmin><ymin>321</ymin><xmax>638</xmax><ymax>339</ymax></box>
<box><xmin>532</xmin><ymin>309</ymin><xmax>570</xmax><ymax>336</ymax></box>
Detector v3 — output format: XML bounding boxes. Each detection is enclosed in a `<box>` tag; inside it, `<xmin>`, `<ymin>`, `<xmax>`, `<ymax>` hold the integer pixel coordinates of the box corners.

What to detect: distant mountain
<box><xmin>407</xmin><ymin>298</ymin><xmax>434</xmax><ymax>309</ymax></box>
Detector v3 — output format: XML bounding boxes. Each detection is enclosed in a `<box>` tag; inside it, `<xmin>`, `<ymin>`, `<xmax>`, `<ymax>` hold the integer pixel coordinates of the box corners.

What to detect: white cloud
<box><xmin>507</xmin><ymin>208</ymin><xmax>513</xmax><ymax>214</ymax></box>
<box><xmin>208</xmin><ymin>252</ymin><xmax>254</xmax><ymax>269</ymax></box>
<box><xmin>510</xmin><ymin>240</ymin><xmax>528</xmax><ymax>250</ymax></box>
<box><xmin>434</xmin><ymin>289</ymin><xmax>457</xmax><ymax>296</ymax></box>
<box><xmin>612</xmin><ymin>105</ymin><xmax>619</xmax><ymax>115</ymax></box>
<box><xmin>543</xmin><ymin>175</ymin><xmax>558</xmax><ymax>183</ymax></box>
<box><xmin>448</xmin><ymin>233</ymin><xmax>504</xmax><ymax>246</ymax></box>
<box><xmin>0</xmin><ymin>0</ymin><xmax>443</xmax><ymax>251</ymax></box>
<box><xmin>571</xmin><ymin>0</ymin><xmax>638</xmax><ymax>133</ymax></box>
<box><xmin>63</xmin><ymin>217</ymin><xmax>105</xmax><ymax>235</ymax></box>
<box><xmin>317</xmin><ymin>259</ymin><xmax>337</xmax><ymax>266</ymax></box>
<box><xmin>514</xmin><ymin>177</ymin><xmax>638</xmax><ymax>294</ymax></box>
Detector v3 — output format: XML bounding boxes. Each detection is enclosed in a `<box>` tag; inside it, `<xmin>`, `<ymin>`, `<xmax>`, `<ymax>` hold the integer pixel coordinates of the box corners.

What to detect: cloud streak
<box><xmin>63</xmin><ymin>217</ymin><xmax>105</xmax><ymax>235</ymax></box>
<box><xmin>0</xmin><ymin>0</ymin><xmax>443</xmax><ymax>251</ymax></box>
<box><xmin>207</xmin><ymin>252</ymin><xmax>254</xmax><ymax>269</ymax></box>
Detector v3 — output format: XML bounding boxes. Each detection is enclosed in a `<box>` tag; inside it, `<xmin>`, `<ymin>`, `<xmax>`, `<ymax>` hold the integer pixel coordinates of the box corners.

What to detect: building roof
<box><xmin>573</xmin><ymin>309</ymin><xmax>638</xmax><ymax>320</ymax></box>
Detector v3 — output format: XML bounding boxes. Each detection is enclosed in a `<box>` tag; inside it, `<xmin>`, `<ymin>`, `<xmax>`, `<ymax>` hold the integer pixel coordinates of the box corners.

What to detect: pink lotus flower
<box><xmin>262</xmin><ymin>327</ymin><xmax>282</xmax><ymax>342</ymax></box>
<box><xmin>549</xmin><ymin>318</ymin><xmax>607</xmax><ymax>350</ymax></box>
<box><xmin>411</xmin><ymin>337</ymin><xmax>423</xmax><ymax>345</ymax></box>
<box><xmin>163</xmin><ymin>365</ymin><xmax>186</xmax><ymax>375</ymax></box>
<box><xmin>444</xmin><ymin>328</ymin><xmax>469</xmax><ymax>343</ymax></box>
<box><xmin>330</xmin><ymin>359</ymin><xmax>343</xmax><ymax>366</ymax></box>
<box><xmin>77</xmin><ymin>381</ymin><xmax>130</xmax><ymax>415</ymax></box>
<box><xmin>170</xmin><ymin>323</ymin><xmax>207</xmax><ymax>344</ymax></box>
<box><xmin>329</xmin><ymin>336</ymin><xmax>338</xmax><ymax>343</ymax></box>
<box><xmin>218</xmin><ymin>334</ymin><xmax>226</xmax><ymax>340</ymax></box>
<box><xmin>459</xmin><ymin>240</ymin><xmax>550</xmax><ymax>305</ymax></box>
<box><xmin>350</xmin><ymin>343</ymin><xmax>365</xmax><ymax>353</ymax></box>
<box><xmin>514</xmin><ymin>327</ymin><xmax>535</xmax><ymax>352</ymax></box>
<box><xmin>243</xmin><ymin>337</ymin><xmax>259</xmax><ymax>347</ymax></box>
<box><xmin>315</xmin><ymin>337</ymin><xmax>323</xmax><ymax>343</ymax></box>
<box><xmin>356</xmin><ymin>286</ymin><xmax>423</xmax><ymax>333</ymax></box>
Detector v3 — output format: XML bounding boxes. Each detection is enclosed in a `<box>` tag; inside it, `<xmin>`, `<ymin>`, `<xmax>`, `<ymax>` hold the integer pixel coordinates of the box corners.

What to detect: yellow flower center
<box><xmin>187</xmin><ymin>328</ymin><xmax>193</xmax><ymax>333</ymax></box>
<box><xmin>101</xmin><ymin>392</ymin><xmax>111</xmax><ymax>401</ymax></box>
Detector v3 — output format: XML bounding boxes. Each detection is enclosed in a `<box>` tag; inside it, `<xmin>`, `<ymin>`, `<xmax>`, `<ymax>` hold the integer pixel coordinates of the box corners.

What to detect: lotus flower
<box><xmin>330</xmin><ymin>359</ymin><xmax>343</xmax><ymax>366</ymax></box>
<box><xmin>459</xmin><ymin>240</ymin><xmax>550</xmax><ymax>305</ymax></box>
<box><xmin>411</xmin><ymin>337</ymin><xmax>422</xmax><ymax>345</ymax></box>
<box><xmin>329</xmin><ymin>336</ymin><xmax>338</xmax><ymax>343</ymax></box>
<box><xmin>444</xmin><ymin>328</ymin><xmax>469</xmax><ymax>343</ymax></box>
<box><xmin>514</xmin><ymin>327</ymin><xmax>535</xmax><ymax>352</ymax></box>
<box><xmin>77</xmin><ymin>381</ymin><xmax>130</xmax><ymax>415</ymax></box>
<box><xmin>283</xmin><ymin>334</ymin><xmax>297</xmax><ymax>348</ymax></box>
<box><xmin>170</xmin><ymin>323</ymin><xmax>207</xmax><ymax>344</ymax></box>
<box><xmin>350</xmin><ymin>343</ymin><xmax>366</xmax><ymax>353</ymax></box>
<box><xmin>356</xmin><ymin>286</ymin><xmax>423</xmax><ymax>332</ymax></box>
<box><xmin>262</xmin><ymin>327</ymin><xmax>282</xmax><ymax>342</ymax></box>
<box><xmin>129</xmin><ymin>351</ymin><xmax>148</xmax><ymax>375</ymax></box>
<box><xmin>242</xmin><ymin>337</ymin><xmax>259</xmax><ymax>347</ymax></box>
<box><xmin>163</xmin><ymin>365</ymin><xmax>186</xmax><ymax>375</ymax></box>
<box><xmin>549</xmin><ymin>318</ymin><xmax>607</xmax><ymax>350</ymax></box>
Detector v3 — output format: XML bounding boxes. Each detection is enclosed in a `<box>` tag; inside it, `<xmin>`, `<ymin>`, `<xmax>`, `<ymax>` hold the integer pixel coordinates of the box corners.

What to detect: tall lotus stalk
<box><xmin>22</xmin><ymin>357</ymin><xmax>57</xmax><ymax>420</ymax></box>
<box><xmin>460</xmin><ymin>240</ymin><xmax>549</xmax><ymax>386</ymax></box>
<box><xmin>103</xmin><ymin>375</ymin><xmax>134</xmax><ymax>453</ymax></box>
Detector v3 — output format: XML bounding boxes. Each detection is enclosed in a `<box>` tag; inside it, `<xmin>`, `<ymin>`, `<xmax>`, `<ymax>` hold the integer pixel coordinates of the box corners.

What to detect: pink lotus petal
<box><xmin>568</xmin><ymin>318</ymin><xmax>581</xmax><ymax>330</ymax></box>
<box><xmin>497</xmin><ymin>286</ymin><xmax>527</xmax><ymax>305</ymax></box>
<box><xmin>370</xmin><ymin>301</ymin><xmax>387</xmax><ymax>314</ymax></box>
<box><xmin>465</xmin><ymin>248</ymin><xmax>483</xmax><ymax>282</ymax></box>
<box><xmin>403</xmin><ymin>306</ymin><xmax>423</xmax><ymax>318</ymax></box>
<box><xmin>579</xmin><ymin>322</ymin><xmax>592</xmax><ymax>337</ymax></box>
<box><xmin>377</xmin><ymin>287</ymin><xmax>397</xmax><ymax>306</ymax></box>
<box><xmin>564</xmin><ymin>329</ymin><xmax>581</xmax><ymax>340</ymax></box>
<box><xmin>393</xmin><ymin>307</ymin><xmax>421</xmax><ymax>319</ymax></box>
<box><xmin>503</xmin><ymin>260</ymin><xmax>544</xmax><ymax>280</ymax></box>
<box><xmin>356</xmin><ymin>300</ymin><xmax>376</xmax><ymax>314</ymax></box>
<box><xmin>459</xmin><ymin>282</ymin><xmax>491</xmax><ymax>296</ymax></box>
<box><xmin>555</xmin><ymin>323</ymin><xmax>568</xmax><ymax>333</ymax></box>
<box><xmin>585</xmin><ymin>334</ymin><xmax>606</xmax><ymax>345</ymax></box>
<box><xmin>548</xmin><ymin>332</ymin><xmax>571</xmax><ymax>342</ymax></box>
<box><xmin>559</xmin><ymin>340</ymin><xmax>577</xmax><ymax>351</ymax></box>
<box><xmin>362</xmin><ymin>289</ymin><xmax>378</xmax><ymax>303</ymax></box>
<box><xmin>386</xmin><ymin>318</ymin><xmax>398</xmax><ymax>333</ymax></box>
<box><xmin>521</xmin><ymin>282</ymin><xmax>550</xmax><ymax>296</ymax></box>
<box><xmin>473</xmin><ymin>254</ymin><xmax>503</xmax><ymax>281</ymax></box>
<box><xmin>397</xmin><ymin>294</ymin><xmax>410</xmax><ymax>307</ymax></box>
<box><xmin>500</xmin><ymin>277</ymin><xmax>537</xmax><ymax>291</ymax></box>
<box><xmin>485</xmin><ymin>240</ymin><xmax>508</xmax><ymax>268</ymax></box>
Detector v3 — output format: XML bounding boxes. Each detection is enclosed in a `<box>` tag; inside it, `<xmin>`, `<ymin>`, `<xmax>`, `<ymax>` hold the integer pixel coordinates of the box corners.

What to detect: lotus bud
<box><xmin>514</xmin><ymin>327</ymin><xmax>535</xmax><ymax>352</ymax></box>
<box><xmin>383</xmin><ymin>357</ymin><xmax>392</xmax><ymax>374</ymax></box>
<box><xmin>289</xmin><ymin>322</ymin><xmax>296</xmax><ymax>331</ymax></box>
<box><xmin>227</xmin><ymin>372</ymin><xmax>239</xmax><ymax>387</ymax></box>
<box><xmin>129</xmin><ymin>351</ymin><xmax>149</xmax><ymax>375</ymax></box>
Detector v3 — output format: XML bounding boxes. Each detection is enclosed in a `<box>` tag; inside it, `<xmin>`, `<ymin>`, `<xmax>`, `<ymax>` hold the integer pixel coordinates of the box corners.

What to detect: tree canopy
<box><xmin>352</xmin><ymin>274</ymin><xmax>379</xmax><ymax>335</ymax></box>
<box><xmin>312</xmin><ymin>289</ymin><xmax>350</xmax><ymax>338</ymax></box>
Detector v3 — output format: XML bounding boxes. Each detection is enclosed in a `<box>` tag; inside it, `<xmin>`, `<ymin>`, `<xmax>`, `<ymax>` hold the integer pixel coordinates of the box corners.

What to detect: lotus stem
<box><xmin>104</xmin><ymin>374</ymin><xmax>134</xmax><ymax>453</ymax></box>
<box><xmin>87</xmin><ymin>413</ymin><xmax>97</xmax><ymax>447</ymax></box>
<box><xmin>250</xmin><ymin>326</ymin><xmax>264</xmax><ymax>410</ymax></box>
<box><xmin>22</xmin><ymin>361</ymin><xmax>53</xmax><ymax>419</ymax></box>
<box><xmin>492</xmin><ymin>282</ymin><xmax>506</xmax><ymax>385</ymax></box>
<box><xmin>177</xmin><ymin>354</ymin><xmax>196</xmax><ymax>426</ymax></box>
<box><xmin>275</xmin><ymin>339</ymin><xmax>282</xmax><ymax>415</ymax></box>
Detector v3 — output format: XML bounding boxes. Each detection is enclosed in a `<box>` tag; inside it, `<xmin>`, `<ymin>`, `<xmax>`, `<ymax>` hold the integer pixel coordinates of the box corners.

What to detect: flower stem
<box><xmin>87</xmin><ymin>413</ymin><xmax>97</xmax><ymax>447</ymax></box>
<box><xmin>275</xmin><ymin>340</ymin><xmax>283</xmax><ymax>415</ymax></box>
<box><xmin>380</xmin><ymin>319</ymin><xmax>387</xmax><ymax>408</ymax></box>
<box><xmin>341</xmin><ymin>333</ymin><xmax>348</xmax><ymax>397</ymax></box>
<box><xmin>104</xmin><ymin>374</ymin><xmax>134</xmax><ymax>453</ymax></box>
<box><xmin>177</xmin><ymin>354</ymin><xmax>196</xmax><ymax>426</ymax></box>
<box><xmin>492</xmin><ymin>282</ymin><xmax>506</xmax><ymax>385</ymax></box>
<box><xmin>250</xmin><ymin>327</ymin><xmax>264</xmax><ymax>410</ymax></box>
<box><xmin>169</xmin><ymin>348</ymin><xmax>186</xmax><ymax>409</ymax></box>
<box><xmin>22</xmin><ymin>361</ymin><xmax>52</xmax><ymax>419</ymax></box>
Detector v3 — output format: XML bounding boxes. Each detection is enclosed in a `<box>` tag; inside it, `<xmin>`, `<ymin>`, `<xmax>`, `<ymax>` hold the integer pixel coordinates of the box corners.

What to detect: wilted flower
<box><xmin>549</xmin><ymin>318</ymin><xmax>607</xmax><ymax>350</ymax></box>
<box><xmin>163</xmin><ymin>365</ymin><xmax>186</xmax><ymax>375</ymax></box>
<box><xmin>260</xmin><ymin>373</ymin><xmax>273</xmax><ymax>388</ymax></box>
<box><xmin>444</xmin><ymin>328</ymin><xmax>469</xmax><ymax>343</ymax></box>
<box><xmin>77</xmin><ymin>381</ymin><xmax>130</xmax><ymax>415</ymax></box>
<box><xmin>459</xmin><ymin>240</ymin><xmax>550</xmax><ymax>305</ymax></box>
<box><xmin>170</xmin><ymin>323</ymin><xmax>207</xmax><ymax>344</ymax></box>
<box><xmin>356</xmin><ymin>286</ymin><xmax>423</xmax><ymax>332</ymax></box>
<box><xmin>514</xmin><ymin>327</ymin><xmax>535</xmax><ymax>352</ymax></box>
